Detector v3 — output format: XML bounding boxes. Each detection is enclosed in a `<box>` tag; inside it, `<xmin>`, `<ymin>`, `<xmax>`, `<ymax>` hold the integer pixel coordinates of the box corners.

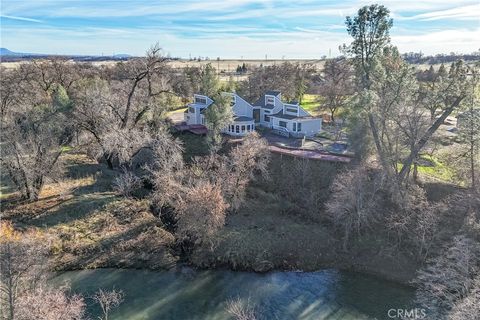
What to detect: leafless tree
<box><xmin>113</xmin><ymin>169</ymin><xmax>142</xmax><ymax>198</ymax></box>
<box><xmin>15</xmin><ymin>285</ymin><xmax>86</xmax><ymax>320</ymax></box>
<box><xmin>325</xmin><ymin>166</ymin><xmax>383</xmax><ymax>250</ymax></box>
<box><xmin>0</xmin><ymin>222</ymin><xmax>49</xmax><ymax>319</ymax></box>
<box><xmin>0</xmin><ymin>66</ymin><xmax>73</xmax><ymax>201</ymax></box>
<box><xmin>92</xmin><ymin>288</ymin><xmax>124</xmax><ymax>320</ymax></box>
<box><xmin>226</xmin><ymin>297</ymin><xmax>258</xmax><ymax>320</ymax></box>
<box><xmin>414</xmin><ymin>235</ymin><xmax>480</xmax><ymax>318</ymax></box>
<box><xmin>175</xmin><ymin>181</ymin><xmax>228</xmax><ymax>246</ymax></box>
<box><xmin>316</xmin><ymin>58</ymin><xmax>354</xmax><ymax>122</ymax></box>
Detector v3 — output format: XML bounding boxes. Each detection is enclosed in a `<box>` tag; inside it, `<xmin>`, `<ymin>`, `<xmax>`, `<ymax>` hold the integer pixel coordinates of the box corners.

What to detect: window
<box><xmin>293</xmin><ymin>123</ymin><xmax>296</xmax><ymax>131</ymax></box>
<box><xmin>230</xmin><ymin>95</ymin><xmax>236</xmax><ymax>106</ymax></box>
<box><xmin>236</xmin><ymin>125</ymin><xmax>240</xmax><ymax>133</ymax></box>
<box><xmin>230</xmin><ymin>125</ymin><xmax>234</xmax><ymax>132</ymax></box>
<box><xmin>246</xmin><ymin>125</ymin><xmax>250</xmax><ymax>131</ymax></box>
<box><xmin>266</xmin><ymin>96</ymin><xmax>274</xmax><ymax>106</ymax></box>
<box><xmin>264</xmin><ymin>115</ymin><xmax>270</xmax><ymax>122</ymax></box>
<box><xmin>279</xmin><ymin>121</ymin><xmax>287</xmax><ymax>128</ymax></box>
<box><xmin>286</xmin><ymin>107</ymin><xmax>297</xmax><ymax>113</ymax></box>
<box><xmin>241</xmin><ymin>125</ymin><xmax>245</xmax><ymax>132</ymax></box>
<box><xmin>297</xmin><ymin>122</ymin><xmax>302</xmax><ymax>132</ymax></box>
<box><xmin>189</xmin><ymin>107</ymin><xmax>195</xmax><ymax>113</ymax></box>
<box><xmin>195</xmin><ymin>96</ymin><xmax>207</xmax><ymax>104</ymax></box>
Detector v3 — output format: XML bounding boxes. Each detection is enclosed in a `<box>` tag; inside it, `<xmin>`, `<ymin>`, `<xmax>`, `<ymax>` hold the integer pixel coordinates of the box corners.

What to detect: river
<box><xmin>53</xmin><ymin>268</ymin><xmax>415</xmax><ymax>320</ymax></box>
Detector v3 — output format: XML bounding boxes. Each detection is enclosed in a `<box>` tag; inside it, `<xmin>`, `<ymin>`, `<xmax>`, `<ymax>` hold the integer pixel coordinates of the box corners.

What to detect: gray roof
<box><xmin>265</xmin><ymin>90</ymin><xmax>281</xmax><ymax>97</ymax></box>
<box><xmin>233</xmin><ymin>116</ymin><xmax>254</xmax><ymax>122</ymax></box>
<box><xmin>271</xmin><ymin>111</ymin><xmax>317</xmax><ymax>120</ymax></box>
<box><xmin>253</xmin><ymin>96</ymin><xmax>275</xmax><ymax>109</ymax></box>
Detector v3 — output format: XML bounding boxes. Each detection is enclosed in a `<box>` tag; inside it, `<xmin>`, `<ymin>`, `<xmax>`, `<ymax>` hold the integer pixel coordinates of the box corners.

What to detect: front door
<box><xmin>253</xmin><ymin>109</ymin><xmax>260</xmax><ymax>123</ymax></box>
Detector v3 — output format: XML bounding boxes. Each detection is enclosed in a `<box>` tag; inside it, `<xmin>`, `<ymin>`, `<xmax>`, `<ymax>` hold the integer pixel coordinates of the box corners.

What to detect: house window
<box><xmin>195</xmin><ymin>96</ymin><xmax>207</xmax><ymax>104</ymax></box>
<box><xmin>246</xmin><ymin>125</ymin><xmax>250</xmax><ymax>131</ymax></box>
<box><xmin>241</xmin><ymin>125</ymin><xmax>245</xmax><ymax>132</ymax></box>
<box><xmin>264</xmin><ymin>115</ymin><xmax>270</xmax><ymax>122</ymax></box>
<box><xmin>230</xmin><ymin>125</ymin><xmax>234</xmax><ymax>132</ymax></box>
<box><xmin>286</xmin><ymin>107</ymin><xmax>297</xmax><ymax>113</ymax></box>
<box><xmin>266</xmin><ymin>96</ymin><xmax>274</xmax><ymax>106</ymax></box>
<box><xmin>293</xmin><ymin>123</ymin><xmax>296</xmax><ymax>131</ymax></box>
<box><xmin>236</xmin><ymin>125</ymin><xmax>240</xmax><ymax>133</ymax></box>
<box><xmin>230</xmin><ymin>95</ymin><xmax>236</xmax><ymax>106</ymax></box>
<box><xmin>279</xmin><ymin>121</ymin><xmax>287</xmax><ymax>128</ymax></box>
<box><xmin>297</xmin><ymin>123</ymin><xmax>302</xmax><ymax>132</ymax></box>
<box><xmin>201</xmin><ymin>117</ymin><xmax>205</xmax><ymax>125</ymax></box>
<box><xmin>189</xmin><ymin>107</ymin><xmax>195</xmax><ymax>113</ymax></box>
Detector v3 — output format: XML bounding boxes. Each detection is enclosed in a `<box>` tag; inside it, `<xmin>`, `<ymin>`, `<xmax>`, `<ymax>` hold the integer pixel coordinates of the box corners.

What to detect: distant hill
<box><xmin>0</xmin><ymin>48</ymin><xmax>134</xmax><ymax>62</ymax></box>
<box><xmin>0</xmin><ymin>48</ymin><xmax>28</xmax><ymax>56</ymax></box>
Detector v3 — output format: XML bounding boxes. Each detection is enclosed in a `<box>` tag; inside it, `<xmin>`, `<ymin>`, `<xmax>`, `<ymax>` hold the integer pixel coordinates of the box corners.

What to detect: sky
<box><xmin>0</xmin><ymin>0</ymin><xmax>479</xmax><ymax>59</ymax></box>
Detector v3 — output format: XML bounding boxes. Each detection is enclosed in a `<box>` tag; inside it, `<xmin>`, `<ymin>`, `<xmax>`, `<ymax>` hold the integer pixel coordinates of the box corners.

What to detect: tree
<box><xmin>176</xmin><ymin>181</ymin><xmax>228</xmax><ymax>246</ymax></box>
<box><xmin>0</xmin><ymin>222</ymin><xmax>48</xmax><ymax>319</ymax></box>
<box><xmin>0</xmin><ymin>66</ymin><xmax>73</xmax><ymax>200</ymax></box>
<box><xmin>345</xmin><ymin>4</ymin><xmax>393</xmax><ymax>90</ymax></box>
<box><xmin>199</xmin><ymin>63</ymin><xmax>220</xmax><ymax>97</ymax></box>
<box><xmin>345</xmin><ymin>5</ymin><xmax>395</xmax><ymax>171</ymax></box>
<box><xmin>226</xmin><ymin>297</ymin><xmax>258</xmax><ymax>320</ymax></box>
<box><xmin>221</xmin><ymin>132</ymin><xmax>270</xmax><ymax>210</ymax></box>
<box><xmin>456</xmin><ymin>69</ymin><xmax>480</xmax><ymax>189</ymax></box>
<box><xmin>204</xmin><ymin>94</ymin><xmax>234</xmax><ymax>151</ymax></box>
<box><xmin>317</xmin><ymin>58</ymin><xmax>354</xmax><ymax>122</ymax></box>
<box><xmin>92</xmin><ymin>289</ymin><xmax>124</xmax><ymax>320</ymax></box>
<box><xmin>414</xmin><ymin>235</ymin><xmax>480</xmax><ymax>318</ymax></box>
<box><xmin>15</xmin><ymin>285</ymin><xmax>86</xmax><ymax>320</ymax></box>
<box><xmin>325</xmin><ymin>166</ymin><xmax>382</xmax><ymax>250</ymax></box>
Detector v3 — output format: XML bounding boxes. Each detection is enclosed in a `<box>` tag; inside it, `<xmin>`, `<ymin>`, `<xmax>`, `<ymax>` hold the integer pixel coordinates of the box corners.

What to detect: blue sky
<box><xmin>1</xmin><ymin>0</ymin><xmax>479</xmax><ymax>58</ymax></box>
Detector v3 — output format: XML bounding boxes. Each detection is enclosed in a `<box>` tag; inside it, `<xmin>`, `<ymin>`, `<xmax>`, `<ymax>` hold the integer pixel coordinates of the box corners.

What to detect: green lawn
<box><xmin>300</xmin><ymin>94</ymin><xmax>321</xmax><ymax>115</ymax></box>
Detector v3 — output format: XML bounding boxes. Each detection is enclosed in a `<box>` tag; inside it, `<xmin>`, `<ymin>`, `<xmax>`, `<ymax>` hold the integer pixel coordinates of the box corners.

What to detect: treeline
<box><xmin>402</xmin><ymin>51</ymin><xmax>480</xmax><ymax>65</ymax></box>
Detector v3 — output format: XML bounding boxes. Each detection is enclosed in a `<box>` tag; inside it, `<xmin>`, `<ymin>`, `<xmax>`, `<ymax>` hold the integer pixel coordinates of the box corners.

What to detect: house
<box><xmin>184</xmin><ymin>91</ymin><xmax>322</xmax><ymax>137</ymax></box>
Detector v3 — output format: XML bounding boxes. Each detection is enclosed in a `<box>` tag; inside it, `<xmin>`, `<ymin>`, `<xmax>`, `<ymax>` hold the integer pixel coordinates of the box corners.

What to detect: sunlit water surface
<box><xmin>53</xmin><ymin>268</ymin><xmax>414</xmax><ymax>320</ymax></box>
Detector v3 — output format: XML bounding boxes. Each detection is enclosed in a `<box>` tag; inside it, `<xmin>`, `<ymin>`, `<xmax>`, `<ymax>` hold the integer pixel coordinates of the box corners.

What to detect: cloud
<box><xmin>0</xmin><ymin>14</ymin><xmax>43</xmax><ymax>23</ymax></box>
<box><xmin>397</xmin><ymin>4</ymin><xmax>480</xmax><ymax>21</ymax></box>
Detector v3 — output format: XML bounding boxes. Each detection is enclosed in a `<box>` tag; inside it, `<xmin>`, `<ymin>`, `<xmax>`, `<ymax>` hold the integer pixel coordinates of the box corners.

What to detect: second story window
<box><xmin>266</xmin><ymin>96</ymin><xmax>274</xmax><ymax>106</ymax></box>
<box><xmin>195</xmin><ymin>96</ymin><xmax>207</xmax><ymax>104</ymax></box>
<box><xmin>189</xmin><ymin>107</ymin><xmax>195</xmax><ymax>113</ymax></box>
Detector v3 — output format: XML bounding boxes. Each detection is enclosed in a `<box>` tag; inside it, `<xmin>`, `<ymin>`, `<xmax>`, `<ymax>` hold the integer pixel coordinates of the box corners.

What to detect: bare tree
<box><xmin>325</xmin><ymin>166</ymin><xmax>383</xmax><ymax>250</ymax></box>
<box><xmin>0</xmin><ymin>66</ymin><xmax>73</xmax><ymax>201</ymax></box>
<box><xmin>316</xmin><ymin>58</ymin><xmax>354</xmax><ymax>122</ymax></box>
<box><xmin>113</xmin><ymin>169</ymin><xmax>142</xmax><ymax>198</ymax></box>
<box><xmin>176</xmin><ymin>181</ymin><xmax>228</xmax><ymax>246</ymax></box>
<box><xmin>414</xmin><ymin>235</ymin><xmax>480</xmax><ymax>319</ymax></box>
<box><xmin>0</xmin><ymin>222</ymin><xmax>49</xmax><ymax>319</ymax></box>
<box><xmin>92</xmin><ymin>289</ymin><xmax>124</xmax><ymax>320</ymax></box>
<box><xmin>15</xmin><ymin>285</ymin><xmax>85</xmax><ymax>320</ymax></box>
<box><xmin>226</xmin><ymin>297</ymin><xmax>258</xmax><ymax>320</ymax></box>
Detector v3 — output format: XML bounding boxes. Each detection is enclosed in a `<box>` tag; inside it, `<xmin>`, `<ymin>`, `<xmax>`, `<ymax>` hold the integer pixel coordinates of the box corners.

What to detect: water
<box><xmin>53</xmin><ymin>268</ymin><xmax>414</xmax><ymax>320</ymax></box>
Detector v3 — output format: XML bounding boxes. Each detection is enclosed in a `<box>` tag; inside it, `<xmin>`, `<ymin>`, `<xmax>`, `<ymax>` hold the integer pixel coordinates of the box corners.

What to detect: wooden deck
<box><xmin>173</xmin><ymin>123</ymin><xmax>208</xmax><ymax>135</ymax></box>
<box><xmin>269</xmin><ymin>145</ymin><xmax>352</xmax><ymax>163</ymax></box>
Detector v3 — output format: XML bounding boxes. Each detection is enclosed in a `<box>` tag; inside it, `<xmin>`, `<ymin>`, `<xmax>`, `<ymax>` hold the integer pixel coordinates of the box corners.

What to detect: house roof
<box><xmin>233</xmin><ymin>116</ymin><xmax>254</xmax><ymax>122</ymax></box>
<box><xmin>253</xmin><ymin>96</ymin><xmax>275</xmax><ymax>109</ymax></box>
<box><xmin>270</xmin><ymin>111</ymin><xmax>317</xmax><ymax>120</ymax></box>
<box><xmin>265</xmin><ymin>90</ymin><xmax>281</xmax><ymax>96</ymax></box>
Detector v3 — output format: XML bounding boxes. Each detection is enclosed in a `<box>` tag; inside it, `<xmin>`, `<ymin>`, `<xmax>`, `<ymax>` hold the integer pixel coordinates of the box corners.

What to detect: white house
<box><xmin>184</xmin><ymin>91</ymin><xmax>322</xmax><ymax>137</ymax></box>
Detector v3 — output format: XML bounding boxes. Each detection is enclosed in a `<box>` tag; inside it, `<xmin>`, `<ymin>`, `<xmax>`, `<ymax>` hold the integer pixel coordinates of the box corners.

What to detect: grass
<box><xmin>300</xmin><ymin>94</ymin><xmax>321</xmax><ymax>115</ymax></box>
<box><xmin>397</xmin><ymin>154</ymin><xmax>457</xmax><ymax>184</ymax></box>
<box><xmin>1</xmin><ymin>152</ymin><xmax>177</xmax><ymax>270</ymax></box>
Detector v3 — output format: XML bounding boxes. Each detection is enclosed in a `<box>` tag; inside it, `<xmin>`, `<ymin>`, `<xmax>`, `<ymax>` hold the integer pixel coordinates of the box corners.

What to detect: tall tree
<box><xmin>204</xmin><ymin>94</ymin><xmax>234</xmax><ymax>152</ymax></box>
